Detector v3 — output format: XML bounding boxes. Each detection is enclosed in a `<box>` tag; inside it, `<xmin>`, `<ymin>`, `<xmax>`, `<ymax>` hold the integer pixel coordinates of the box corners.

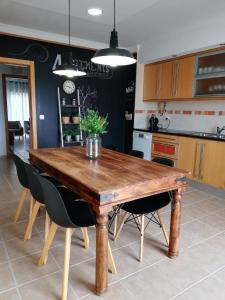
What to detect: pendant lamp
<box><xmin>53</xmin><ymin>0</ymin><xmax>86</xmax><ymax>77</ymax></box>
<box><xmin>91</xmin><ymin>0</ymin><xmax>136</xmax><ymax>67</ymax></box>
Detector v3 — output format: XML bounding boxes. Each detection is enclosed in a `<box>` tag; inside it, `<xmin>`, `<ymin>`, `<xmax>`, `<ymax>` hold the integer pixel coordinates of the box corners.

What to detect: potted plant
<box><xmin>63</xmin><ymin>129</ymin><xmax>73</xmax><ymax>143</ymax></box>
<box><xmin>61</xmin><ymin>112</ymin><xmax>70</xmax><ymax>124</ymax></box>
<box><xmin>81</xmin><ymin>109</ymin><xmax>108</xmax><ymax>158</ymax></box>
<box><xmin>71</xmin><ymin>112</ymin><xmax>79</xmax><ymax>124</ymax></box>
<box><xmin>72</xmin><ymin>129</ymin><xmax>80</xmax><ymax>142</ymax></box>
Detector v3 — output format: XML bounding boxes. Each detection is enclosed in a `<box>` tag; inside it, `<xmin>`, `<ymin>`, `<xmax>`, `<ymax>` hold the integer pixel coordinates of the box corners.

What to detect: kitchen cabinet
<box><xmin>152</xmin><ymin>133</ymin><xmax>225</xmax><ymax>189</ymax></box>
<box><xmin>143</xmin><ymin>63</ymin><xmax>161</xmax><ymax>100</ymax></box>
<box><xmin>143</xmin><ymin>56</ymin><xmax>195</xmax><ymax>101</ymax></box>
<box><xmin>175</xmin><ymin>56</ymin><xmax>195</xmax><ymax>99</ymax></box>
<box><xmin>178</xmin><ymin>137</ymin><xmax>225</xmax><ymax>188</ymax></box>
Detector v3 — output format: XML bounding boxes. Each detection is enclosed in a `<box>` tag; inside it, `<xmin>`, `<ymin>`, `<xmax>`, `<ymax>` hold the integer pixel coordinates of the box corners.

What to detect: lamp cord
<box><xmin>114</xmin><ymin>0</ymin><xmax>116</xmax><ymax>30</ymax></box>
<box><xmin>68</xmin><ymin>0</ymin><xmax>71</xmax><ymax>46</ymax></box>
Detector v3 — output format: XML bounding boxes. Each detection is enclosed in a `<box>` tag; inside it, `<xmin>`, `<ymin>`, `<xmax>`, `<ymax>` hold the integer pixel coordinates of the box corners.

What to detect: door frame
<box><xmin>0</xmin><ymin>57</ymin><xmax>37</xmax><ymax>155</ymax></box>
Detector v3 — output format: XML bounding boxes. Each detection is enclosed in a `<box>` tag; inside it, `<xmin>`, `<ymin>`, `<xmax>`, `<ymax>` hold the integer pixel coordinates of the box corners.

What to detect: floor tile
<box><xmin>0</xmin><ymin>288</ymin><xmax>20</xmax><ymax>300</ymax></box>
<box><xmin>0</xmin><ymin>263</ymin><xmax>15</xmax><ymax>291</ymax></box>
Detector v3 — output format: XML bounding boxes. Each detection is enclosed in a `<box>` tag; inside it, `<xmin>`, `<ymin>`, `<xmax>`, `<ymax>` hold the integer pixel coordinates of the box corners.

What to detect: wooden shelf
<box><xmin>62</xmin><ymin>123</ymin><xmax>79</xmax><ymax>125</ymax></box>
<box><xmin>196</xmin><ymin>72</ymin><xmax>225</xmax><ymax>80</ymax></box>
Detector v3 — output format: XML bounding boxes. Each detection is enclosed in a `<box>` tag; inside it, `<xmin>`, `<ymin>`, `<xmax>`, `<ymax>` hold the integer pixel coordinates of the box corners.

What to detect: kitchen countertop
<box><xmin>133</xmin><ymin>128</ymin><xmax>225</xmax><ymax>142</ymax></box>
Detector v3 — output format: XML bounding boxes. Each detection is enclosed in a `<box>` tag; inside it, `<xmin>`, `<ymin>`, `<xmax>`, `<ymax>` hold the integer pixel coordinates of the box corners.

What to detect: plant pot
<box><xmin>75</xmin><ymin>134</ymin><xmax>80</xmax><ymax>142</ymax></box>
<box><xmin>86</xmin><ymin>134</ymin><xmax>101</xmax><ymax>159</ymax></box>
<box><xmin>62</xmin><ymin>116</ymin><xmax>70</xmax><ymax>124</ymax></box>
<box><xmin>65</xmin><ymin>135</ymin><xmax>72</xmax><ymax>143</ymax></box>
<box><xmin>72</xmin><ymin>116</ymin><xmax>79</xmax><ymax>124</ymax></box>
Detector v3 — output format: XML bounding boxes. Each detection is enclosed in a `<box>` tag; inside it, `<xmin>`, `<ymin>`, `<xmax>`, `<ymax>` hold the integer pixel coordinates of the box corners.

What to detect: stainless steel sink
<box><xmin>192</xmin><ymin>132</ymin><xmax>225</xmax><ymax>139</ymax></box>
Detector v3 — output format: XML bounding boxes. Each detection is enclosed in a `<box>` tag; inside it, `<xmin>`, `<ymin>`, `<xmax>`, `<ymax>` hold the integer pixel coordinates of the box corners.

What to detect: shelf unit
<box><xmin>194</xmin><ymin>50</ymin><xmax>225</xmax><ymax>97</ymax></box>
<box><xmin>57</xmin><ymin>87</ymin><xmax>84</xmax><ymax>147</ymax></box>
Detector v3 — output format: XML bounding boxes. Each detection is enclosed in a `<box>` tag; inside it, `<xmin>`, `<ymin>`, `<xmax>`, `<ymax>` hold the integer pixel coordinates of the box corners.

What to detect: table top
<box><xmin>29</xmin><ymin>147</ymin><xmax>188</xmax><ymax>208</ymax></box>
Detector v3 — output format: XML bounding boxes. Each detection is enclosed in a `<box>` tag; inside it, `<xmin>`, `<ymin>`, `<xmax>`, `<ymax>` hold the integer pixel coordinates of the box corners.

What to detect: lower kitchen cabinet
<box><xmin>152</xmin><ymin>133</ymin><xmax>225</xmax><ymax>189</ymax></box>
<box><xmin>178</xmin><ymin>137</ymin><xmax>225</xmax><ymax>188</ymax></box>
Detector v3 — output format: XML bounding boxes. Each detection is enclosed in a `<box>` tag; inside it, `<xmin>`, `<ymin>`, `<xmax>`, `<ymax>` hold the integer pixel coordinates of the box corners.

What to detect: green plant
<box><xmin>72</xmin><ymin>129</ymin><xmax>80</xmax><ymax>136</ymax></box>
<box><xmin>81</xmin><ymin>109</ymin><xmax>108</xmax><ymax>135</ymax></box>
<box><xmin>61</xmin><ymin>111</ymin><xmax>70</xmax><ymax>117</ymax></box>
<box><xmin>63</xmin><ymin>129</ymin><xmax>73</xmax><ymax>137</ymax></box>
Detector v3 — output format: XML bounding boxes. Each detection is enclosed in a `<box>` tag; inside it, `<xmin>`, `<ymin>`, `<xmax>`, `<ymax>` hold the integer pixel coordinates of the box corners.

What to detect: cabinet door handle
<box><xmin>175</xmin><ymin>62</ymin><xmax>180</xmax><ymax>97</ymax></box>
<box><xmin>193</xmin><ymin>143</ymin><xmax>201</xmax><ymax>179</ymax></box>
<box><xmin>199</xmin><ymin>144</ymin><xmax>205</xmax><ymax>180</ymax></box>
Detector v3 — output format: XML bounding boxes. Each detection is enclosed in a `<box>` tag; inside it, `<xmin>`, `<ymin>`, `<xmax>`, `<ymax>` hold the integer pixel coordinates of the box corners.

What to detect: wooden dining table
<box><xmin>29</xmin><ymin>146</ymin><xmax>188</xmax><ymax>295</ymax></box>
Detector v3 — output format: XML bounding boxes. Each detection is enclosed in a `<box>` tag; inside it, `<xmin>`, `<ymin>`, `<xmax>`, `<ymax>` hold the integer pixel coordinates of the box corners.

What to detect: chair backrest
<box><xmin>23</xmin><ymin>162</ymin><xmax>45</xmax><ymax>204</ymax></box>
<box><xmin>152</xmin><ymin>156</ymin><xmax>174</xmax><ymax>167</ymax></box>
<box><xmin>34</xmin><ymin>172</ymin><xmax>75</xmax><ymax>228</ymax></box>
<box><xmin>12</xmin><ymin>154</ymin><xmax>29</xmax><ymax>189</ymax></box>
<box><xmin>128</xmin><ymin>150</ymin><xmax>144</xmax><ymax>159</ymax></box>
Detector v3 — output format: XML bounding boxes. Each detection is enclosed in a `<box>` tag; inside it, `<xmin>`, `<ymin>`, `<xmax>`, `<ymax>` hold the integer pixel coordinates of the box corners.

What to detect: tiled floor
<box><xmin>1</xmin><ymin>157</ymin><xmax>225</xmax><ymax>299</ymax></box>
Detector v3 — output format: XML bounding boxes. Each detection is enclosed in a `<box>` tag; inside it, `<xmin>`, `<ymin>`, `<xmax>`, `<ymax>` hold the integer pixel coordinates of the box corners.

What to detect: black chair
<box><xmin>33</xmin><ymin>173</ymin><xmax>117</xmax><ymax>300</ymax></box>
<box><xmin>114</xmin><ymin>156</ymin><xmax>174</xmax><ymax>262</ymax></box>
<box><xmin>12</xmin><ymin>154</ymin><xmax>31</xmax><ymax>223</ymax></box>
<box><xmin>12</xmin><ymin>154</ymin><xmax>58</xmax><ymax>231</ymax></box>
<box><xmin>128</xmin><ymin>150</ymin><xmax>144</xmax><ymax>158</ymax></box>
<box><xmin>108</xmin><ymin>150</ymin><xmax>144</xmax><ymax>237</ymax></box>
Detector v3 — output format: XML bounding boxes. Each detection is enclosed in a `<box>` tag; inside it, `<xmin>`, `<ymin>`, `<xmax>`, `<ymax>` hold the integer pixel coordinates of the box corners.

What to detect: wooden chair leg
<box><xmin>44</xmin><ymin>212</ymin><xmax>51</xmax><ymax>264</ymax></box>
<box><xmin>113</xmin><ymin>211</ymin><xmax>129</xmax><ymax>241</ymax></box>
<box><xmin>113</xmin><ymin>214</ymin><xmax>118</xmax><ymax>239</ymax></box>
<box><xmin>62</xmin><ymin>228</ymin><xmax>73</xmax><ymax>300</ymax></box>
<box><xmin>24</xmin><ymin>201</ymin><xmax>42</xmax><ymax>241</ymax></box>
<box><xmin>38</xmin><ymin>222</ymin><xmax>58</xmax><ymax>266</ymax></box>
<box><xmin>108</xmin><ymin>241</ymin><xmax>117</xmax><ymax>274</ymax></box>
<box><xmin>13</xmin><ymin>187</ymin><xmax>28</xmax><ymax>223</ymax></box>
<box><xmin>29</xmin><ymin>196</ymin><xmax>34</xmax><ymax>218</ymax></box>
<box><xmin>81</xmin><ymin>227</ymin><xmax>89</xmax><ymax>249</ymax></box>
<box><xmin>139</xmin><ymin>214</ymin><xmax>145</xmax><ymax>262</ymax></box>
<box><xmin>157</xmin><ymin>210</ymin><xmax>169</xmax><ymax>246</ymax></box>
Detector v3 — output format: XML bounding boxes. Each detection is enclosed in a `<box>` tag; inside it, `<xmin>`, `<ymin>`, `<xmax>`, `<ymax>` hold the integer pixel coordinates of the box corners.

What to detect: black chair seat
<box><xmin>122</xmin><ymin>192</ymin><xmax>171</xmax><ymax>215</ymax></box>
<box><xmin>42</xmin><ymin>175</ymin><xmax>60</xmax><ymax>187</ymax></box>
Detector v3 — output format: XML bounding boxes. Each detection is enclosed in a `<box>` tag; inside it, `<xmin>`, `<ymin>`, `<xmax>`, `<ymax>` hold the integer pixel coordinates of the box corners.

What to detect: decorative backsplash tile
<box><xmin>135</xmin><ymin>109</ymin><xmax>225</xmax><ymax>116</ymax></box>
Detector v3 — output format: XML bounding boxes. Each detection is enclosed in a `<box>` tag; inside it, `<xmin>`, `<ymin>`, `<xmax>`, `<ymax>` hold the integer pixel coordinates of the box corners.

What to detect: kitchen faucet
<box><xmin>216</xmin><ymin>126</ymin><xmax>225</xmax><ymax>136</ymax></box>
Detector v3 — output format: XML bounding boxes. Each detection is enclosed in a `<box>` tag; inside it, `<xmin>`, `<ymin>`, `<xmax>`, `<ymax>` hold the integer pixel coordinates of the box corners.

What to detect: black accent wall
<box><xmin>0</xmin><ymin>34</ymin><xmax>136</xmax><ymax>151</ymax></box>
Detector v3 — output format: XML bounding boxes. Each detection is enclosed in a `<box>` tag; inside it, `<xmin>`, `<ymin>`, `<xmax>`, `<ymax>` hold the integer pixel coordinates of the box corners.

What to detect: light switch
<box><xmin>39</xmin><ymin>115</ymin><xmax>45</xmax><ymax>120</ymax></box>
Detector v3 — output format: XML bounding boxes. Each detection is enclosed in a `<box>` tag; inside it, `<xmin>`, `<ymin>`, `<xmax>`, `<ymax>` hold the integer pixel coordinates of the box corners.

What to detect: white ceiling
<box><xmin>0</xmin><ymin>0</ymin><xmax>225</xmax><ymax>52</ymax></box>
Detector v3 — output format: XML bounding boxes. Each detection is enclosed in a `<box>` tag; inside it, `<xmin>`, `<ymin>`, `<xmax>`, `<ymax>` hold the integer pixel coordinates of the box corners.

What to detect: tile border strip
<box><xmin>135</xmin><ymin>109</ymin><xmax>225</xmax><ymax>116</ymax></box>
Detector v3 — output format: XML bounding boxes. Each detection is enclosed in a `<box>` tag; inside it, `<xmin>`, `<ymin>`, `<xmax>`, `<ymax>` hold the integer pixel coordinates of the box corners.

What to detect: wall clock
<box><xmin>62</xmin><ymin>80</ymin><xmax>76</xmax><ymax>94</ymax></box>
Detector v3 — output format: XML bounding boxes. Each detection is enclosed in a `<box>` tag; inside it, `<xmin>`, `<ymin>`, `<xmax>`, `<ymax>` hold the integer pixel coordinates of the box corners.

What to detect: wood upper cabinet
<box><xmin>143</xmin><ymin>56</ymin><xmax>195</xmax><ymax>101</ymax></box>
<box><xmin>159</xmin><ymin>61</ymin><xmax>174</xmax><ymax>99</ymax></box>
<box><xmin>143</xmin><ymin>63</ymin><xmax>161</xmax><ymax>100</ymax></box>
<box><xmin>174</xmin><ymin>56</ymin><xmax>195</xmax><ymax>99</ymax></box>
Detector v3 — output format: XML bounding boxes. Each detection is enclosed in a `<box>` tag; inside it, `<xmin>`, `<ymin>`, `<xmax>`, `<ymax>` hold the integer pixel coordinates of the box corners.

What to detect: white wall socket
<box><xmin>39</xmin><ymin>115</ymin><xmax>45</xmax><ymax>120</ymax></box>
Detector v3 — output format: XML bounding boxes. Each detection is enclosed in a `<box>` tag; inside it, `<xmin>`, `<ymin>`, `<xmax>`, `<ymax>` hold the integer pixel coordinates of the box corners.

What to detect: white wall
<box><xmin>139</xmin><ymin>14</ymin><xmax>225</xmax><ymax>64</ymax></box>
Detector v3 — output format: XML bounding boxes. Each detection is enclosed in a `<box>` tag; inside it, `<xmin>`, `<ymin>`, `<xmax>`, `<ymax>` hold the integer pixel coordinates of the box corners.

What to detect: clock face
<box><xmin>62</xmin><ymin>80</ymin><xmax>76</xmax><ymax>94</ymax></box>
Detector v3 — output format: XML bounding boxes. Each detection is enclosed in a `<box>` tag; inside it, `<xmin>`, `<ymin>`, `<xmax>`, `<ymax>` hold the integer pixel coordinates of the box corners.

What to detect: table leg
<box><xmin>95</xmin><ymin>213</ymin><xmax>108</xmax><ymax>295</ymax></box>
<box><xmin>168</xmin><ymin>188</ymin><xmax>182</xmax><ymax>258</ymax></box>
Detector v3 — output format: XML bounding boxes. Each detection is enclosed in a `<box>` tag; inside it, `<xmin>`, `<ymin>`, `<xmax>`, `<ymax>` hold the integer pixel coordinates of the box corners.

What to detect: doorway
<box><xmin>0</xmin><ymin>57</ymin><xmax>37</xmax><ymax>159</ymax></box>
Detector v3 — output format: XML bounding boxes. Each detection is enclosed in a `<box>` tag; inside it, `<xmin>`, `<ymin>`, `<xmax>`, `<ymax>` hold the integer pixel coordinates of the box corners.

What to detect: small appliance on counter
<box><xmin>149</xmin><ymin>114</ymin><xmax>159</xmax><ymax>132</ymax></box>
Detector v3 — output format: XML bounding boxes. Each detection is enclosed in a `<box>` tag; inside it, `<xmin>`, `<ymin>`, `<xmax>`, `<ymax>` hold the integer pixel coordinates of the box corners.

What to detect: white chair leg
<box><xmin>81</xmin><ymin>227</ymin><xmax>89</xmax><ymax>249</ymax></box>
<box><xmin>13</xmin><ymin>187</ymin><xmax>29</xmax><ymax>222</ymax></box>
<box><xmin>157</xmin><ymin>210</ymin><xmax>169</xmax><ymax>246</ymax></box>
<box><xmin>113</xmin><ymin>211</ymin><xmax>129</xmax><ymax>241</ymax></box>
<box><xmin>62</xmin><ymin>228</ymin><xmax>73</xmax><ymax>300</ymax></box>
<box><xmin>139</xmin><ymin>215</ymin><xmax>145</xmax><ymax>262</ymax></box>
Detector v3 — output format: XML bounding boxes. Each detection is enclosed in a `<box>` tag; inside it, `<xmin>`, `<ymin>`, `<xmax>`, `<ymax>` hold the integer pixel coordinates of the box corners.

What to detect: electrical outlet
<box><xmin>39</xmin><ymin>114</ymin><xmax>45</xmax><ymax>120</ymax></box>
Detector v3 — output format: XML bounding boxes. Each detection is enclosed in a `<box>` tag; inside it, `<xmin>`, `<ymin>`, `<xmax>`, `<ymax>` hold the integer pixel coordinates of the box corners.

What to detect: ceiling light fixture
<box><xmin>88</xmin><ymin>8</ymin><xmax>102</xmax><ymax>16</ymax></box>
<box><xmin>91</xmin><ymin>0</ymin><xmax>136</xmax><ymax>67</ymax></box>
<box><xmin>53</xmin><ymin>0</ymin><xmax>86</xmax><ymax>77</ymax></box>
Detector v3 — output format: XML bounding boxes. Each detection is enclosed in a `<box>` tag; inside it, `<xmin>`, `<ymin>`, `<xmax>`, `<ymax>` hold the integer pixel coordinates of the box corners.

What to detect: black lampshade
<box><xmin>91</xmin><ymin>2</ymin><xmax>136</xmax><ymax>67</ymax></box>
